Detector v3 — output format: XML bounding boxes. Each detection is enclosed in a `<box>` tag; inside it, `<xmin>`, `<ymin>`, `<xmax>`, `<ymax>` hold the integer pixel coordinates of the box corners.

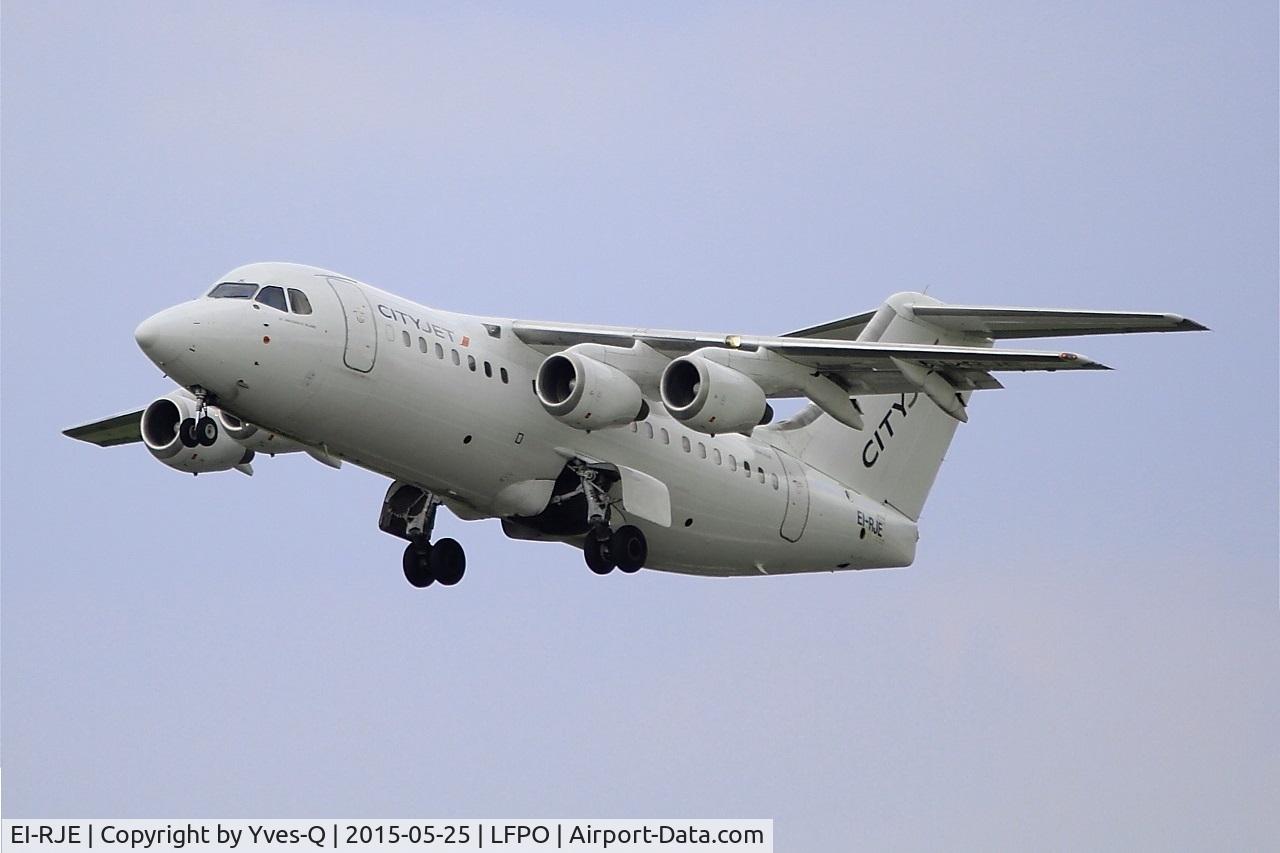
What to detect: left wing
<box><xmin>63</xmin><ymin>409</ymin><xmax>145</xmax><ymax>447</ymax></box>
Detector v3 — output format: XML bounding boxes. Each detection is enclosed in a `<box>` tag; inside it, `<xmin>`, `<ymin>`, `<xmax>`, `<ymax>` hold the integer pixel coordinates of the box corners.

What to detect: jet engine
<box><xmin>536</xmin><ymin>351</ymin><xmax>648</xmax><ymax>430</ymax></box>
<box><xmin>215</xmin><ymin>410</ymin><xmax>304</xmax><ymax>454</ymax></box>
<box><xmin>660</xmin><ymin>356</ymin><xmax>772</xmax><ymax>435</ymax></box>
<box><xmin>140</xmin><ymin>392</ymin><xmax>254</xmax><ymax>474</ymax></box>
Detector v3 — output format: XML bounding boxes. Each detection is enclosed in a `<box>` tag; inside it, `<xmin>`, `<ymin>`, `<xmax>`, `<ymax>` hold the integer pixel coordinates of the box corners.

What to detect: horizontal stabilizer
<box><xmin>785</xmin><ymin>304</ymin><xmax>1207</xmax><ymax>341</ymax></box>
<box><xmin>783</xmin><ymin>310</ymin><xmax>878</xmax><ymax>341</ymax></box>
<box><xmin>63</xmin><ymin>409</ymin><xmax>144</xmax><ymax>447</ymax></box>
<box><xmin>907</xmin><ymin>305</ymin><xmax>1208</xmax><ymax>338</ymax></box>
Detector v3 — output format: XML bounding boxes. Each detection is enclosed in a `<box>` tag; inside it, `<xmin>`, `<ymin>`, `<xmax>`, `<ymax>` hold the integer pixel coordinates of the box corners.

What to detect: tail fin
<box><xmin>784</xmin><ymin>292</ymin><xmax>980</xmax><ymax>520</ymax></box>
<box><xmin>777</xmin><ymin>293</ymin><xmax>1206</xmax><ymax>520</ymax></box>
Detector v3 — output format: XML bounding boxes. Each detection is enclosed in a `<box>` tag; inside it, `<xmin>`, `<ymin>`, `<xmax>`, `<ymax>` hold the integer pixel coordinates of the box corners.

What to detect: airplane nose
<box><xmin>134</xmin><ymin>307</ymin><xmax>187</xmax><ymax>367</ymax></box>
<box><xmin>133</xmin><ymin>315</ymin><xmax>160</xmax><ymax>351</ymax></box>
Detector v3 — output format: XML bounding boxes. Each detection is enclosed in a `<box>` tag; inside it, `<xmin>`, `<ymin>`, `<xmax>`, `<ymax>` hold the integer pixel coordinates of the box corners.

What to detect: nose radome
<box><xmin>134</xmin><ymin>306</ymin><xmax>188</xmax><ymax>367</ymax></box>
<box><xmin>133</xmin><ymin>314</ymin><xmax>161</xmax><ymax>351</ymax></box>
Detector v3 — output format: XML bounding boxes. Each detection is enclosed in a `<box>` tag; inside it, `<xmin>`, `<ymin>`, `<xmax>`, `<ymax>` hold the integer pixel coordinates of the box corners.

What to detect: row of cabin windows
<box><xmin>396</xmin><ymin>328</ymin><xmax>508</xmax><ymax>383</ymax></box>
<box><xmin>628</xmin><ymin>421</ymin><xmax>780</xmax><ymax>490</ymax></box>
<box><xmin>209</xmin><ymin>282</ymin><xmax>312</xmax><ymax>315</ymax></box>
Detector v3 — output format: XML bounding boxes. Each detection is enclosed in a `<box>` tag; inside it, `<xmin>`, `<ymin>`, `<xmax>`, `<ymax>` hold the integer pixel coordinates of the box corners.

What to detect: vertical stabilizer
<box><xmin>781</xmin><ymin>292</ymin><xmax>991</xmax><ymax>520</ymax></box>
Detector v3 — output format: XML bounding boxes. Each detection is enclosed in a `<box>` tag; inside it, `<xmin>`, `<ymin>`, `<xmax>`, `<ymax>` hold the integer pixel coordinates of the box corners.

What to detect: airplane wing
<box><xmin>512</xmin><ymin>320</ymin><xmax>1102</xmax><ymax>399</ymax></box>
<box><xmin>63</xmin><ymin>409</ymin><xmax>145</xmax><ymax>447</ymax></box>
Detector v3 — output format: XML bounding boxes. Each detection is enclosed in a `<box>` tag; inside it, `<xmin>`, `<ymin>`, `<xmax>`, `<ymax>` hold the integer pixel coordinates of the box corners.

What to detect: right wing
<box><xmin>63</xmin><ymin>409</ymin><xmax>144</xmax><ymax>447</ymax></box>
<box><xmin>512</xmin><ymin>320</ymin><xmax>1106</xmax><ymax>398</ymax></box>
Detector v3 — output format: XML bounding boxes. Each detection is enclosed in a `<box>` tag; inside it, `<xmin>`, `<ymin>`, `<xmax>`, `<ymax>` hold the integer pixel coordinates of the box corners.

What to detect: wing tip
<box><xmin>1175</xmin><ymin>316</ymin><xmax>1210</xmax><ymax>332</ymax></box>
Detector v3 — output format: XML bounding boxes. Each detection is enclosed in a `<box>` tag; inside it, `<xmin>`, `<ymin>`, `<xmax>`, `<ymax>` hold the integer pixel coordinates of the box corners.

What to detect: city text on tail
<box><xmin>65</xmin><ymin>263</ymin><xmax>1206</xmax><ymax>587</ymax></box>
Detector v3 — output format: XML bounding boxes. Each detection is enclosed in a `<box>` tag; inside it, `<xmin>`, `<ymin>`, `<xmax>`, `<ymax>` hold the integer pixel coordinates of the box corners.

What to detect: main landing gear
<box><xmin>402</xmin><ymin>537</ymin><xmax>466</xmax><ymax>588</ymax></box>
<box><xmin>179</xmin><ymin>387</ymin><xmax>219</xmax><ymax>448</ymax></box>
<box><xmin>574</xmin><ymin>461</ymin><xmax>647</xmax><ymax>576</ymax></box>
<box><xmin>380</xmin><ymin>481</ymin><xmax>467</xmax><ymax>589</ymax></box>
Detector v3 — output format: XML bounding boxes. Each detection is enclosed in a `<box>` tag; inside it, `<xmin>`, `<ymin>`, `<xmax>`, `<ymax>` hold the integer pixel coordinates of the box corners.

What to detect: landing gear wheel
<box><xmin>584</xmin><ymin>530</ymin><xmax>615</xmax><ymax>575</ymax></box>
<box><xmin>430</xmin><ymin>537</ymin><xmax>466</xmax><ymax>586</ymax></box>
<box><xmin>402</xmin><ymin>542</ymin><xmax>435</xmax><ymax>588</ymax></box>
<box><xmin>612</xmin><ymin>525</ymin><xmax>647</xmax><ymax>573</ymax></box>
<box><xmin>179</xmin><ymin>418</ymin><xmax>199</xmax><ymax>447</ymax></box>
<box><xmin>195</xmin><ymin>416</ymin><xmax>218</xmax><ymax>447</ymax></box>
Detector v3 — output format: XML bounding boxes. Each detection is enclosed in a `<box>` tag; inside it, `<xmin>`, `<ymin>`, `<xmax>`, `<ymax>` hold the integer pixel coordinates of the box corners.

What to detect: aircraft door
<box><xmin>776</xmin><ymin>449</ymin><xmax>810</xmax><ymax>542</ymax></box>
<box><xmin>326</xmin><ymin>277</ymin><xmax>377</xmax><ymax>372</ymax></box>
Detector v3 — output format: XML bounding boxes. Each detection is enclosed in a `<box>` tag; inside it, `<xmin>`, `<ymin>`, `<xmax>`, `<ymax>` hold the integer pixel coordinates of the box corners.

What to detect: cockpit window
<box><xmin>209</xmin><ymin>282</ymin><xmax>259</xmax><ymax>299</ymax></box>
<box><xmin>287</xmin><ymin>288</ymin><xmax>313</xmax><ymax>315</ymax></box>
<box><xmin>255</xmin><ymin>285</ymin><xmax>288</xmax><ymax>311</ymax></box>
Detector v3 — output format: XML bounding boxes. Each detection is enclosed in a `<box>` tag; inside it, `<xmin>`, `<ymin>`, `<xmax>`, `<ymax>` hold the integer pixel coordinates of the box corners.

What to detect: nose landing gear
<box><xmin>179</xmin><ymin>388</ymin><xmax>220</xmax><ymax>448</ymax></box>
<box><xmin>402</xmin><ymin>537</ymin><xmax>466</xmax><ymax>588</ymax></box>
<box><xmin>381</xmin><ymin>481</ymin><xmax>467</xmax><ymax>589</ymax></box>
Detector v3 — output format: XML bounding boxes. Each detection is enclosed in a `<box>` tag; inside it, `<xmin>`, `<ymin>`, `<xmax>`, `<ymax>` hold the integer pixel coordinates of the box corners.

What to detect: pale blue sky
<box><xmin>3</xmin><ymin>2</ymin><xmax>1276</xmax><ymax>849</ymax></box>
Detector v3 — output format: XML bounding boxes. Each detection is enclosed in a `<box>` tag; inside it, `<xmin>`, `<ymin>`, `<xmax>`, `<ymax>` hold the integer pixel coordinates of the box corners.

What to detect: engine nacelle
<box><xmin>140</xmin><ymin>392</ymin><xmax>254</xmax><ymax>474</ymax></box>
<box><xmin>215</xmin><ymin>410</ymin><xmax>304</xmax><ymax>454</ymax></box>
<box><xmin>536</xmin><ymin>351</ymin><xmax>647</xmax><ymax>430</ymax></box>
<box><xmin>660</xmin><ymin>356</ymin><xmax>771</xmax><ymax>435</ymax></box>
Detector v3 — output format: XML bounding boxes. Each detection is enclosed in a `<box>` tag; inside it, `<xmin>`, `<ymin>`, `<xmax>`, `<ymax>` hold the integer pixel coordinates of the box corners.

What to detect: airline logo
<box><xmin>861</xmin><ymin>392</ymin><xmax>920</xmax><ymax>468</ymax></box>
<box><xmin>377</xmin><ymin>303</ymin><xmax>456</xmax><ymax>342</ymax></box>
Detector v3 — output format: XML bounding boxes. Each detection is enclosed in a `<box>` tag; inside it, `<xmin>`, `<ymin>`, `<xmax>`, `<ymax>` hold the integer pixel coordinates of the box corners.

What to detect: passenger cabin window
<box><xmin>484</xmin><ymin>361</ymin><xmax>493</xmax><ymax>378</ymax></box>
<box><xmin>451</xmin><ymin>350</ymin><xmax>460</xmax><ymax>365</ymax></box>
<box><xmin>729</xmin><ymin>455</ymin><xmax>737</xmax><ymax>471</ymax></box>
<box><xmin>402</xmin><ymin>331</ymin><xmax>412</xmax><ymax>347</ymax></box>
<box><xmin>467</xmin><ymin>355</ymin><xmax>476</xmax><ymax>372</ymax></box>
<box><xmin>698</xmin><ymin>442</ymin><xmax>707</xmax><ymax>459</ymax></box>
<box><xmin>418</xmin><ymin>337</ymin><xmax>428</xmax><ymax>353</ymax></box>
<box><xmin>660</xmin><ymin>428</ymin><xmax>670</xmax><ymax>445</ymax></box>
<box><xmin>713</xmin><ymin>448</ymin><xmax>722</xmax><ymax>465</ymax></box>
<box><xmin>500</xmin><ymin>367</ymin><xmax>509</xmax><ymax>384</ymax></box>
<box><xmin>681</xmin><ymin>436</ymin><xmax>691</xmax><ymax>453</ymax></box>
<box><xmin>772</xmin><ymin>473</ymin><xmax>779</xmax><ymax>490</ymax></box>
<box><xmin>287</xmin><ymin>288</ymin><xmax>312</xmax><ymax>314</ymax></box>
<box><xmin>435</xmin><ymin>343</ymin><xmax>444</xmax><ymax>359</ymax></box>
<box><xmin>644</xmin><ymin>423</ymin><xmax>654</xmax><ymax>439</ymax></box>
<box><xmin>255</xmin><ymin>285</ymin><xmax>288</xmax><ymax>311</ymax></box>
<box><xmin>209</xmin><ymin>282</ymin><xmax>259</xmax><ymax>299</ymax></box>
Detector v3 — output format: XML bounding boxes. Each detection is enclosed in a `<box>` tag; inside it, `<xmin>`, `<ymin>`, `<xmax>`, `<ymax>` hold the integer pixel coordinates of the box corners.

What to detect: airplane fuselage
<box><xmin>140</xmin><ymin>263</ymin><xmax>918</xmax><ymax>576</ymax></box>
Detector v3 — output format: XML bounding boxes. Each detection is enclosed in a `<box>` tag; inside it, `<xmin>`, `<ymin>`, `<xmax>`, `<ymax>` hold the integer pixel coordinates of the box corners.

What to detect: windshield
<box><xmin>208</xmin><ymin>282</ymin><xmax>259</xmax><ymax>299</ymax></box>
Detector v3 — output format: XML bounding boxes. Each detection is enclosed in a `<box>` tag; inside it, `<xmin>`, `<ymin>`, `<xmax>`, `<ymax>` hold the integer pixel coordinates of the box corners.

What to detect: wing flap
<box><xmin>63</xmin><ymin>409</ymin><xmax>145</xmax><ymax>447</ymax></box>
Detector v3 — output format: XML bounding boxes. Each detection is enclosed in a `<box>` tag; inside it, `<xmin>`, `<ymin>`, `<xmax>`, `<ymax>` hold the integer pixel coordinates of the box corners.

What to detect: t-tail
<box><xmin>773</xmin><ymin>292</ymin><xmax>1206</xmax><ymax>521</ymax></box>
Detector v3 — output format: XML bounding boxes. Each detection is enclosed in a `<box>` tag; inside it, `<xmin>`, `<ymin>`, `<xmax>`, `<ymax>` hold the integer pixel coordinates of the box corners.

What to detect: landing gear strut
<box><xmin>180</xmin><ymin>387</ymin><xmax>219</xmax><ymax>448</ymax></box>
<box><xmin>381</xmin><ymin>481</ymin><xmax>467</xmax><ymax>589</ymax></box>
<box><xmin>571</xmin><ymin>461</ymin><xmax>647</xmax><ymax>575</ymax></box>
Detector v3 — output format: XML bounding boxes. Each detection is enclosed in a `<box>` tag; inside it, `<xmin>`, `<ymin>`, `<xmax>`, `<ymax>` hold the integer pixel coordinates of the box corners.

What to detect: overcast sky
<box><xmin>3</xmin><ymin>2</ymin><xmax>1276</xmax><ymax>849</ymax></box>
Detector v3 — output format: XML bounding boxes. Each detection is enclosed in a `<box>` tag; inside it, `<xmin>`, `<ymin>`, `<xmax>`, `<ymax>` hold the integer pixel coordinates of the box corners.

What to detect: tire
<box><xmin>195</xmin><ymin>416</ymin><xmax>218</xmax><ymax>447</ymax></box>
<box><xmin>612</xmin><ymin>525</ymin><xmax>647</xmax><ymax>573</ymax></box>
<box><xmin>584</xmin><ymin>534</ymin><xmax>614</xmax><ymax>574</ymax></box>
<box><xmin>179</xmin><ymin>418</ymin><xmax>198</xmax><ymax>447</ymax></box>
<box><xmin>403</xmin><ymin>542</ymin><xmax>435</xmax><ymax>588</ymax></box>
<box><xmin>431</xmin><ymin>537</ymin><xmax>466</xmax><ymax>586</ymax></box>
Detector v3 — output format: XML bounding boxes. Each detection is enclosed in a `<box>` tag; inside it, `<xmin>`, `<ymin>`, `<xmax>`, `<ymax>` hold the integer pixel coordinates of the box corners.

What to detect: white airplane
<box><xmin>65</xmin><ymin>262</ymin><xmax>1205</xmax><ymax>587</ymax></box>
